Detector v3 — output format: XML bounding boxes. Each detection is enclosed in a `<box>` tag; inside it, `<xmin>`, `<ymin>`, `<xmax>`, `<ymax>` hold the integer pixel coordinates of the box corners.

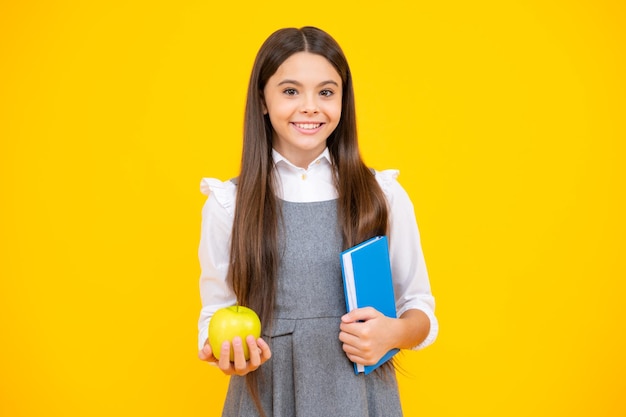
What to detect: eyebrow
<box><xmin>277</xmin><ymin>79</ymin><xmax>340</xmax><ymax>87</ymax></box>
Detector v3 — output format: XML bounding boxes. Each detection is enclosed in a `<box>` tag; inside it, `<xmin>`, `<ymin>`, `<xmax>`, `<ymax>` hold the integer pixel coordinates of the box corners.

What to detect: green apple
<box><xmin>208</xmin><ymin>305</ymin><xmax>262</xmax><ymax>361</ymax></box>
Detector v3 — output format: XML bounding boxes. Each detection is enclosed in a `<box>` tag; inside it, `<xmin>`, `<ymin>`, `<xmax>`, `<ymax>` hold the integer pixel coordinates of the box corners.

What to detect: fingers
<box><xmin>213</xmin><ymin>336</ymin><xmax>272</xmax><ymax>377</ymax></box>
<box><xmin>232</xmin><ymin>336</ymin><xmax>248</xmax><ymax>373</ymax></box>
<box><xmin>218</xmin><ymin>341</ymin><xmax>233</xmax><ymax>371</ymax></box>
<box><xmin>257</xmin><ymin>337</ymin><xmax>272</xmax><ymax>361</ymax></box>
<box><xmin>345</xmin><ymin>352</ymin><xmax>375</xmax><ymax>366</ymax></box>
<box><xmin>198</xmin><ymin>343</ymin><xmax>213</xmax><ymax>361</ymax></box>
<box><xmin>341</xmin><ymin>306</ymin><xmax>380</xmax><ymax>323</ymax></box>
<box><xmin>340</xmin><ymin>331</ymin><xmax>378</xmax><ymax>366</ymax></box>
<box><xmin>339</xmin><ymin>313</ymin><xmax>394</xmax><ymax>366</ymax></box>
<box><xmin>338</xmin><ymin>328</ymin><xmax>360</xmax><ymax>346</ymax></box>
<box><xmin>198</xmin><ymin>339</ymin><xmax>220</xmax><ymax>364</ymax></box>
<box><xmin>246</xmin><ymin>335</ymin><xmax>261</xmax><ymax>368</ymax></box>
<box><xmin>340</xmin><ymin>317</ymin><xmax>375</xmax><ymax>341</ymax></box>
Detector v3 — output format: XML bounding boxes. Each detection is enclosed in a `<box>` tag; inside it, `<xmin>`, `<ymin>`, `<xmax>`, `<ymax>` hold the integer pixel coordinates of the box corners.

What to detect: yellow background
<box><xmin>1</xmin><ymin>0</ymin><xmax>624</xmax><ymax>416</ymax></box>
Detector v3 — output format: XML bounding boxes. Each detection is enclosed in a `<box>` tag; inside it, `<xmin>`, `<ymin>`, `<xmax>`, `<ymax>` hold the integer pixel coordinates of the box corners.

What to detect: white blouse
<box><xmin>198</xmin><ymin>148</ymin><xmax>438</xmax><ymax>351</ymax></box>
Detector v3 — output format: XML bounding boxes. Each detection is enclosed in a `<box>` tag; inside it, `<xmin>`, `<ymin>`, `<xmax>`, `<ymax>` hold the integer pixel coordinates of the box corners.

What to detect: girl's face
<box><xmin>263</xmin><ymin>52</ymin><xmax>342</xmax><ymax>168</ymax></box>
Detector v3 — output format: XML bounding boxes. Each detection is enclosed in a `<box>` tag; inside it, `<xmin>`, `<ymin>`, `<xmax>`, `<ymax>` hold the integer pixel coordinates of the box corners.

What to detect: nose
<box><xmin>300</xmin><ymin>95</ymin><xmax>319</xmax><ymax>114</ymax></box>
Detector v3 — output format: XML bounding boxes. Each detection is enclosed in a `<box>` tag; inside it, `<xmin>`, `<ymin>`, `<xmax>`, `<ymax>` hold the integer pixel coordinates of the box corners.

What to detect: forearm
<box><xmin>392</xmin><ymin>309</ymin><xmax>431</xmax><ymax>350</ymax></box>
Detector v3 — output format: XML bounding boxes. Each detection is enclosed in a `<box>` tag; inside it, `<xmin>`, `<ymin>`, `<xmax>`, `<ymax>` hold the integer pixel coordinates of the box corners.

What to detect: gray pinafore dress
<box><xmin>222</xmin><ymin>199</ymin><xmax>403</xmax><ymax>417</ymax></box>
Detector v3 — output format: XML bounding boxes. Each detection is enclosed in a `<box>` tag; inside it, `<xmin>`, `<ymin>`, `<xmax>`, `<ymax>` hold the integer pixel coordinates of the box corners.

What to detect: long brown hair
<box><xmin>228</xmin><ymin>26</ymin><xmax>389</xmax><ymax>414</ymax></box>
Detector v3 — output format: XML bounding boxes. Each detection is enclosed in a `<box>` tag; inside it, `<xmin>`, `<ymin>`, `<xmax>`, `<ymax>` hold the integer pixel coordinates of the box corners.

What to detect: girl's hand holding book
<box><xmin>339</xmin><ymin>307</ymin><xmax>396</xmax><ymax>366</ymax></box>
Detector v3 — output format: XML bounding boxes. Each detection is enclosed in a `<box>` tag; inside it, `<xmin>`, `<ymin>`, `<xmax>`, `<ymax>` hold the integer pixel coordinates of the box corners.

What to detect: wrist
<box><xmin>394</xmin><ymin>309</ymin><xmax>430</xmax><ymax>349</ymax></box>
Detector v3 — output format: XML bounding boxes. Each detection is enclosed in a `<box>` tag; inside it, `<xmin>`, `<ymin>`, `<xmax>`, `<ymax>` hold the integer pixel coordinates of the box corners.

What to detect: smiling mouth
<box><xmin>292</xmin><ymin>122</ymin><xmax>323</xmax><ymax>130</ymax></box>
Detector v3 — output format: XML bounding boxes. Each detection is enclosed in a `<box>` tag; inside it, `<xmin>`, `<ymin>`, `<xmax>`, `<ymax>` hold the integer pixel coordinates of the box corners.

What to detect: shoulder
<box><xmin>200</xmin><ymin>177</ymin><xmax>237</xmax><ymax>217</ymax></box>
<box><xmin>372</xmin><ymin>168</ymin><xmax>400</xmax><ymax>195</ymax></box>
<box><xmin>372</xmin><ymin>169</ymin><xmax>414</xmax><ymax>208</ymax></box>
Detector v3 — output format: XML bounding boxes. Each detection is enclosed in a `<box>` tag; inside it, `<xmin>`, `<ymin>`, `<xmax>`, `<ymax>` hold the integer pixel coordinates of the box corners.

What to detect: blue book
<box><xmin>340</xmin><ymin>235</ymin><xmax>399</xmax><ymax>375</ymax></box>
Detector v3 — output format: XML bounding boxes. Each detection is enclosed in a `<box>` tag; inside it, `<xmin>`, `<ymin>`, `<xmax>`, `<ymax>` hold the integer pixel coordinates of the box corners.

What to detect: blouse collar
<box><xmin>272</xmin><ymin>148</ymin><xmax>332</xmax><ymax>170</ymax></box>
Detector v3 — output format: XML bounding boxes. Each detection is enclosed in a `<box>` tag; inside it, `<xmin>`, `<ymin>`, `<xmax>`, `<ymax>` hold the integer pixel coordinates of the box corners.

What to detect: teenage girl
<box><xmin>197</xmin><ymin>26</ymin><xmax>438</xmax><ymax>417</ymax></box>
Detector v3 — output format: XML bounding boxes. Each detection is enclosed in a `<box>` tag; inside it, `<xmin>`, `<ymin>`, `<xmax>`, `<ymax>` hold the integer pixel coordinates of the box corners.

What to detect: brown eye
<box><xmin>283</xmin><ymin>88</ymin><xmax>298</xmax><ymax>96</ymax></box>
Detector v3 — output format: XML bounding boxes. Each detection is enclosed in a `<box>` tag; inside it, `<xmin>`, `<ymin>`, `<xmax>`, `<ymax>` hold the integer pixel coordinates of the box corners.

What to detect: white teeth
<box><xmin>294</xmin><ymin>123</ymin><xmax>321</xmax><ymax>130</ymax></box>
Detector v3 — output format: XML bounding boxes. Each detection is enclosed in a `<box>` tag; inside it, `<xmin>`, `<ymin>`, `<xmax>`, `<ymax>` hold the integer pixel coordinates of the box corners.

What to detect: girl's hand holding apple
<box><xmin>198</xmin><ymin>336</ymin><xmax>272</xmax><ymax>376</ymax></box>
<box><xmin>198</xmin><ymin>305</ymin><xmax>272</xmax><ymax>376</ymax></box>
